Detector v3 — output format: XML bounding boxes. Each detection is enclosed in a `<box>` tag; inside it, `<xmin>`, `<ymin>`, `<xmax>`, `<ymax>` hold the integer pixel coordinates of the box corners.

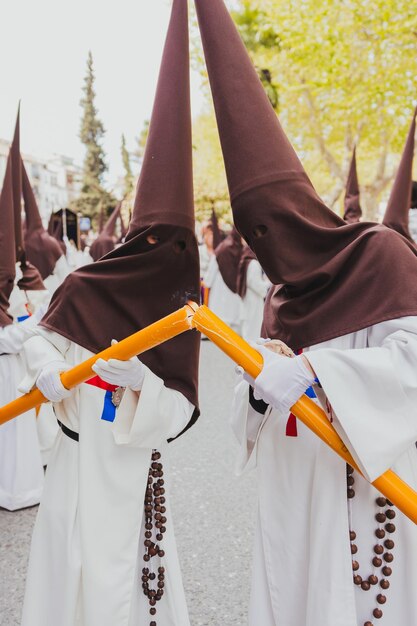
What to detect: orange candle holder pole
<box><xmin>0</xmin><ymin>302</ymin><xmax>199</xmax><ymax>428</ymax></box>
<box><xmin>191</xmin><ymin>304</ymin><xmax>417</xmax><ymax>525</ymax></box>
<box><xmin>203</xmin><ymin>285</ymin><xmax>210</xmax><ymax>306</ymax></box>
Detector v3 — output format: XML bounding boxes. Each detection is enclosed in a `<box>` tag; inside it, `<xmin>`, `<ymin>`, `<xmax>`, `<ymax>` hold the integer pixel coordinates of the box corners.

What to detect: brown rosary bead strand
<box><xmin>346</xmin><ymin>465</ymin><xmax>396</xmax><ymax>625</ymax></box>
<box><xmin>141</xmin><ymin>450</ymin><xmax>167</xmax><ymax>626</ymax></box>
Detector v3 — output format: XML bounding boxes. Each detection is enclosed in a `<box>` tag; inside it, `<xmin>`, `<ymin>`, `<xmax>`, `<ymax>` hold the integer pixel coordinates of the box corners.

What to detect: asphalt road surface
<box><xmin>0</xmin><ymin>341</ymin><xmax>257</xmax><ymax>626</ymax></box>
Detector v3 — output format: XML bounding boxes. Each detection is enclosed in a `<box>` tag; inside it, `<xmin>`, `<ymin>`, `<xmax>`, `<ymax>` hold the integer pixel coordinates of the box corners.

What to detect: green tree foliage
<box><xmin>192</xmin><ymin>0</ymin><xmax>417</xmax><ymax>220</ymax></box>
<box><xmin>232</xmin><ymin>0</ymin><xmax>417</xmax><ymax>218</ymax></box>
<box><xmin>193</xmin><ymin>112</ymin><xmax>232</xmax><ymax>223</ymax></box>
<box><xmin>134</xmin><ymin>119</ymin><xmax>150</xmax><ymax>162</ymax></box>
<box><xmin>121</xmin><ymin>134</ymin><xmax>134</xmax><ymax>196</ymax></box>
<box><xmin>71</xmin><ymin>51</ymin><xmax>114</xmax><ymax>223</ymax></box>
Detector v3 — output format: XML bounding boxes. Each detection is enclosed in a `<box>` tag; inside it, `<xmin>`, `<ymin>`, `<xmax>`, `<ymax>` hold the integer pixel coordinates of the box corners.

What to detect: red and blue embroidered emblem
<box><xmin>85</xmin><ymin>375</ymin><xmax>119</xmax><ymax>422</ymax></box>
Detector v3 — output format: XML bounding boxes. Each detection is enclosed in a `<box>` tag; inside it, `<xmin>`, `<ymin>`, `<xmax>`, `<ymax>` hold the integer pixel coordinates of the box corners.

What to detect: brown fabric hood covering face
<box><xmin>41</xmin><ymin>223</ymin><xmax>201</xmax><ymax>409</ymax></box>
<box><xmin>41</xmin><ymin>0</ymin><xmax>201</xmax><ymax>421</ymax></box>
<box><xmin>89</xmin><ymin>204</ymin><xmax>121</xmax><ymax>261</ymax></box>
<box><xmin>236</xmin><ymin>245</ymin><xmax>257</xmax><ymax>298</ymax></box>
<box><xmin>22</xmin><ymin>161</ymin><xmax>63</xmax><ymax>279</ymax></box>
<box><xmin>0</xmin><ymin>154</ymin><xmax>17</xmax><ymax>326</ymax></box>
<box><xmin>214</xmin><ymin>226</ymin><xmax>243</xmax><ymax>293</ymax></box>
<box><xmin>383</xmin><ymin>108</ymin><xmax>417</xmax><ymax>243</ymax></box>
<box><xmin>343</xmin><ymin>148</ymin><xmax>362</xmax><ymax>224</ymax></box>
<box><xmin>196</xmin><ymin>0</ymin><xmax>417</xmax><ymax>351</ymax></box>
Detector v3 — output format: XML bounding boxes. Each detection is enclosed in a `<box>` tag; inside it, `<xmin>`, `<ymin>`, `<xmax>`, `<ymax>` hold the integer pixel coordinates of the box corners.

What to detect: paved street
<box><xmin>0</xmin><ymin>341</ymin><xmax>257</xmax><ymax>626</ymax></box>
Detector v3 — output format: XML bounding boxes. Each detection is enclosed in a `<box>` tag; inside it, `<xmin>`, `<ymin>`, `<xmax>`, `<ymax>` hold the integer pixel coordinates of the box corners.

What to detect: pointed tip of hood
<box><xmin>128</xmin><ymin>0</ymin><xmax>194</xmax><ymax>237</ymax></box>
<box><xmin>383</xmin><ymin>107</ymin><xmax>417</xmax><ymax>241</ymax></box>
<box><xmin>343</xmin><ymin>147</ymin><xmax>362</xmax><ymax>223</ymax></box>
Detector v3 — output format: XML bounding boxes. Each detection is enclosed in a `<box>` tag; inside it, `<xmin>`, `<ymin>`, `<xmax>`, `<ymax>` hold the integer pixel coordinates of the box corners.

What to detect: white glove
<box><xmin>36</xmin><ymin>361</ymin><xmax>73</xmax><ymax>403</ymax></box>
<box><xmin>92</xmin><ymin>342</ymin><xmax>145</xmax><ymax>391</ymax></box>
<box><xmin>248</xmin><ymin>344</ymin><xmax>315</xmax><ymax>414</ymax></box>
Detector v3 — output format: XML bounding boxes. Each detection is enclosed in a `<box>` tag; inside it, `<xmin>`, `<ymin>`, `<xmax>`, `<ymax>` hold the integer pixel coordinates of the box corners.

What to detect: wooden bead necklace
<box><xmin>141</xmin><ymin>450</ymin><xmax>167</xmax><ymax>626</ymax></box>
<box><xmin>347</xmin><ymin>464</ymin><xmax>396</xmax><ymax>625</ymax></box>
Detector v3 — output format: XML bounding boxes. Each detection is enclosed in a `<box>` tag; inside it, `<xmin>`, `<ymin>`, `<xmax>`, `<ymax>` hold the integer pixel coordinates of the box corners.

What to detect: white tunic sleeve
<box><xmin>0</xmin><ymin>321</ymin><xmax>37</xmax><ymax>355</ymax></box>
<box><xmin>18</xmin><ymin>329</ymin><xmax>71</xmax><ymax>393</ymax></box>
<box><xmin>111</xmin><ymin>365</ymin><xmax>194</xmax><ymax>448</ymax></box>
<box><xmin>307</xmin><ymin>316</ymin><xmax>417</xmax><ymax>482</ymax></box>
<box><xmin>246</xmin><ymin>260</ymin><xmax>270</xmax><ymax>298</ymax></box>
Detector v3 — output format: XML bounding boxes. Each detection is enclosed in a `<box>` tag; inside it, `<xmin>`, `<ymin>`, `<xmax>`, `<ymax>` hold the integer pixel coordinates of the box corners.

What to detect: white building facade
<box><xmin>0</xmin><ymin>139</ymin><xmax>82</xmax><ymax>227</ymax></box>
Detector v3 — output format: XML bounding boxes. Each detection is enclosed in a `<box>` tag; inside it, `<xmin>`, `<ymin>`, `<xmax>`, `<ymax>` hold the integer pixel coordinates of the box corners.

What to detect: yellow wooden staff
<box><xmin>0</xmin><ymin>302</ymin><xmax>199</xmax><ymax>427</ymax></box>
<box><xmin>191</xmin><ymin>304</ymin><xmax>417</xmax><ymax>525</ymax></box>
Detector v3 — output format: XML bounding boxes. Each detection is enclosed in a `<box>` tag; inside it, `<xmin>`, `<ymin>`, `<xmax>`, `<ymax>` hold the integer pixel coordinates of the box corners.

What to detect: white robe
<box><xmin>0</xmin><ymin>323</ymin><xmax>44</xmax><ymax>510</ymax></box>
<box><xmin>43</xmin><ymin>254</ymin><xmax>71</xmax><ymax>295</ymax></box>
<box><xmin>240</xmin><ymin>259</ymin><xmax>271</xmax><ymax>340</ymax></box>
<box><xmin>204</xmin><ymin>255</ymin><xmax>242</xmax><ymax>331</ymax></box>
<box><xmin>20</xmin><ymin>328</ymin><xmax>193</xmax><ymax>626</ymax></box>
<box><xmin>232</xmin><ymin>316</ymin><xmax>417</xmax><ymax>626</ymax></box>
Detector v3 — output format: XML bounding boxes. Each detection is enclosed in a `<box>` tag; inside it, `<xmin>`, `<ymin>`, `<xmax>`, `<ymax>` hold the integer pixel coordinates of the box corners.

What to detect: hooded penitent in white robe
<box><xmin>0</xmin><ymin>321</ymin><xmax>44</xmax><ymax>510</ymax></box>
<box><xmin>240</xmin><ymin>259</ymin><xmax>271</xmax><ymax>340</ymax></box>
<box><xmin>232</xmin><ymin>316</ymin><xmax>417</xmax><ymax>626</ymax></box>
<box><xmin>204</xmin><ymin>255</ymin><xmax>241</xmax><ymax>331</ymax></box>
<box><xmin>20</xmin><ymin>328</ymin><xmax>193</xmax><ymax>626</ymax></box>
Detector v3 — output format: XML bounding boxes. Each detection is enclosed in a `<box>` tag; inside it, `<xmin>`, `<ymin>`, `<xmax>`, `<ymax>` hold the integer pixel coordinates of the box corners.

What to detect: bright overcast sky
<box><xmin>1</xmin><ymin>0</ymin><xmax>205</xmax><ymax>187</ymax></box>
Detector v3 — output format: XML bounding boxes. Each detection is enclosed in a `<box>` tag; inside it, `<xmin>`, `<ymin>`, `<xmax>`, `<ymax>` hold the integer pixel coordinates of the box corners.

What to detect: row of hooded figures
<box><xmin>1</xmin><ymin>1</ymin><xmax>417</xmax><ymax>625</ymax></box>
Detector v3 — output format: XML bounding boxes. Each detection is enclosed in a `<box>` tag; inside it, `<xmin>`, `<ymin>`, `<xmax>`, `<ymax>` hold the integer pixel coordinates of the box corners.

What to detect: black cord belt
<box><xmin>57</xmin><ymin>419</ymin><xmax>79</xmax><ymax>442</ymax></box>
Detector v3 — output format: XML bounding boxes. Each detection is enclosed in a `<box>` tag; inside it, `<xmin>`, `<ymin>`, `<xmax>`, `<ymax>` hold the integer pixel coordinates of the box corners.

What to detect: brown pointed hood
<box><xmin>236</xmin><ymin>245</ymin><xmax>257</xmax><ymax>299</ymax></box>
<box><xmin>209</xmin><ymin>208</ymin><xmax>222</xmax><ymax>248</ymax></box>
<box><xmin>119</xmin><ymin>208</ymin><xmax>128</xmax><ymax>241</ymax></box>
<box><xmin>196</xmin><ymin>0</ymin><xmax>417</xmax><ymax>351</ymax></box>
<box><xmin>89</xmin><ymin>204</ymin><xmax>121</xmax><ymax>261</ymax></box>
<box><xmin>383</xmin><ymin>108</ymin><xmax>417</xmax><ymax>243</ymax></box>
<box><xmin>9</xmin><ymin>106</ymin><xmax>45</xmax><ymax>291</ymax></box>
<box><xmin>214</xmin><ymin>226</ymin><xmax>243</xmax><ymax>293</ymax></box>
<box><xmin>0</xmin><ymin>153</ymin><xmax>17</xmax><ymax>326</ymax></box>
<box><xmin>47</xmin><ymin>212</ymin><xmax>67</xmax><ymax>255</ymax></box>
<box><xmin>343</xmin><ymin>148</ymin><xmax>362</xmax><ymax>224</ymax></box>
<box><xmin>41</xmin><ymin>0</ymin><xmax>201</xmax><ymax>428</ymax></box>
<box><xmin>127</xmin><ymin>0</ymin><xmax>194</xmax><ymax>236</ymax></box>
<box><xmin>22</xmin><ymin>161</ymin><xmax>63</xmax><ymax>279</ymax></box>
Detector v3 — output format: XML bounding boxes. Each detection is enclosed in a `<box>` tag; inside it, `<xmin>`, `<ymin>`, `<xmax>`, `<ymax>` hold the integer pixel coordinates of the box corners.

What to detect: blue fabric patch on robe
<box><xmin>101</xmin><ymin>390</ymin><xmax>117</xmax><ymax>422</ymax></box>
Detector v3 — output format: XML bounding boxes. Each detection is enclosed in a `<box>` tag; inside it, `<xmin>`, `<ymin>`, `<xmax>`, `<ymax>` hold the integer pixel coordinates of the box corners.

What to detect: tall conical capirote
<box><xmin>194</xmin><ymin>0</ymin><xmax>343</xmax><ymax>288</ymax></box>
<box><xmin>210</xmin><ymin>208</ymin><xmax>222</xmax><ymax>248</ymax></box>
<box><xmin>8</xmin><ymin>105</ymin><xmax>45</xmax><ymax>291</ymax></box>
<box><xmin>103</xmin><ymin>203</ymin><xmax>121</xmax><ymax>236</ymax></box>
<box><xmin>41</xmin><ymin>0</ymin><xmax>201</xmax><ymax>426</ymax></box>
<box><xmin>10</xmin><ymin>104</ymin><xmax>24</xmax><ymax>263</ymax></box>
<box><xmin>127</xmin><ymin>0</ymin><xmax>194</xmax><ymax>236</ymax></box>
<box><xmin>0</xmin><ymin>153</ymin><xmax>17</xmax><ymax>326</ymax></box>
<box><xmin>21</xmin><ymin>160</ymin><xmax>63</xmax><ymax>279</ymax></box>
<box><xmin>195</xmin><ymin>0</ymin><xmax>417</xmax><ymax>352</ymax></box>
<box><xmin>89</xmin><ymin>203</ymin><xmax>121</xmax><ymax>261</ymax></box>
<box><xmin>383</xmin><ymin>107</ymin><xmax>417</xmax><ymax>243</ymax></box>
<box><xmin>214</xmin><ymin>226</ymin><xmax>242</xmax><ymax>293</ymax></box>
<box><xmin>343</xmin><ymin>148</ymin><xmax>362</xmax><ymax>224</ymax></box>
